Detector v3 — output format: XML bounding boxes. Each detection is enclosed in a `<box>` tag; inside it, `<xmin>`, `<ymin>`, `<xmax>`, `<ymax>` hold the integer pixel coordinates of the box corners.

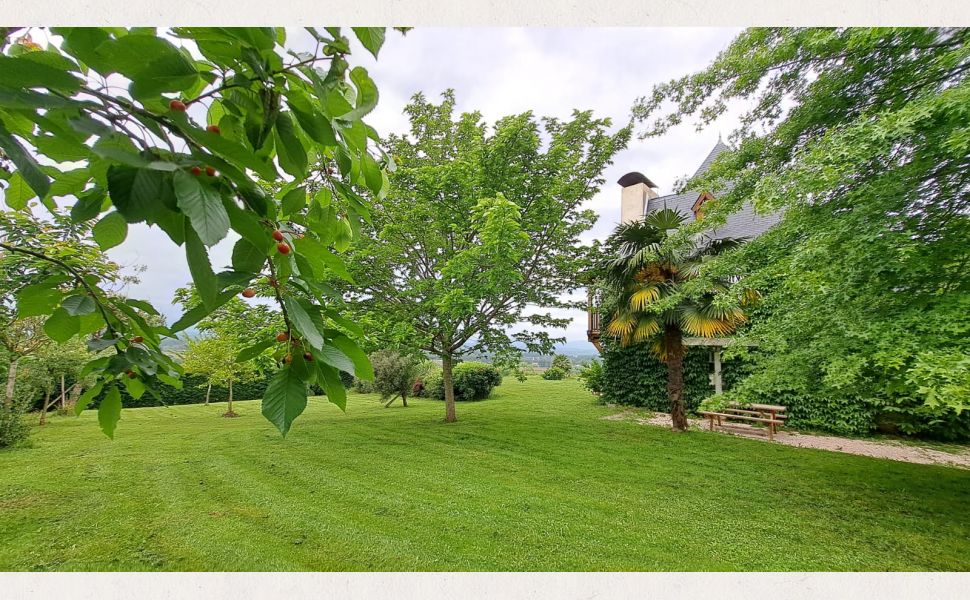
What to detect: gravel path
<box><xmin>603</xmin><ymin>409</ymin><xmax>970</xmax><ymax>469</ymax></box>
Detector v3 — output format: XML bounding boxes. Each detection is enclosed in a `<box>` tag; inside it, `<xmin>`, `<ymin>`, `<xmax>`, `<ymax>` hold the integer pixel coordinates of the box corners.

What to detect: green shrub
<box><xmin>578</xmin><ymin>359</ymin><xmax>605</xmax><ymax>396</ymax></box>
<box><xmin>542</xmin><ymin>354</ymin><xmax>572</xmax><ymax>380</ymax></box>
<box><xmin>424</xmin><ymin>361</ymin><xmax>502</xmax><ymax>401</ymax></box>
<box><xmin>0</xmin><ymin>402</ymin><xmax>31</xmax><ymax>449</ymax></box>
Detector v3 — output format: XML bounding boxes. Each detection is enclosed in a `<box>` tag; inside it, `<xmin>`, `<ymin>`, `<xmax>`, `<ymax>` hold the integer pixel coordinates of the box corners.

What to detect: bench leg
<box><xmin>707</xmin><ymin>416</ymin><xmax>714</xmax><ymax>431</ymax></box>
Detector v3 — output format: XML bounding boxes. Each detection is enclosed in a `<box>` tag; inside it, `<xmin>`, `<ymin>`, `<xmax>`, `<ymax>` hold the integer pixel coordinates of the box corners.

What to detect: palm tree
<box><xmin>599</xmin><ymin>208</ymin><xmax>757</xmax><ymax>431</ymax></box>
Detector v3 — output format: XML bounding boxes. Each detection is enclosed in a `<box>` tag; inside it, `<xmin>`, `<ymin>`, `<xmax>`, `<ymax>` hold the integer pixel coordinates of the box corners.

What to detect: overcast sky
<box><xmin>104</xmin><ymin>27</ymin><xmax>744</xmax><ymax>349</ymax></box>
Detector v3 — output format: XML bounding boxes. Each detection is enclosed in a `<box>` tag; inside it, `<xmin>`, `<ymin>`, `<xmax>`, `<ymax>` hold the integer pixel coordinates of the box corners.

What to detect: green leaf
<box><xmin>0</xmin><ymin>54</ymin><xmax>81</xmax><ymax>92</ymax></box>
<box><xmin>173</xmin><ymin>170</ymin><xmax>230</xmax><ymax>247</ymax></box>
<box><xmin>313</xmin><ymin>345</ymin><xmax>356</xmax><ymax>376</ymax></box>
<box><xmin>127</xmin><ymin>51</ymin><xmax>199</xmax><ymax>99</ymax></box>
<box><xmin>352</xmin><ymin>28</ymin><xmax>385</xmax><ymax>59</ymax></box>
<box><xmin>235</xmin><ymin>337</ymin><xmax>276</xmax><ymax>363</ymax></box>
<box><xmin>92</xmin><ymin>211</ymin><xmax>128</xmax><ymax>250</ymax></box>
<box><xmin>274</xmin><ymin>113</ymin><xmax>308</xmax><ymax>179</ymax></box>
<box><xmin>225</xmin><ymin>198</ymin><xmax>272</xmax><ymax>250</ymax></box>
<box><xmin>361</xmin><ymin>152</ymin><xmax>384</xmax><ymax>196</ymax></box>
<box><xmin>330</xmin><ymin>334</ymin><xmax>374</xmax><ymax>380</ymax></box>
<box><xmin>87</xmin><ymin>336</ymin><xmax>120</xmax><ymax>352</ymax></box>
<box><xmin>169</xmin><ymin>290</ymin><xmax>236</xmax><ymax>333</ymax></box>
<box><xmin>108</xmin><ymin>165</ymin><xmax>165</xmax><ymax>224</ymax></box>
<box><xmin>322</xmin><ymin>308</ymin><xmax>364</xmax><ymax>338</ymax></box>
<box><xmin>61</xmin><ymin>294</ymin><xmax>96</xmax><ymax>316</ymax></box>
<box><xmin>3</xmin><ymin>172</ymin><xmax>36</xmax><ymax>210</ymax></box>
<box><xmin>184</xmin><ymin>225</ymin><xmax>219</xmax><ymax>311</ymax></box>
<box><xmin>334</xmin><ymin>217</ymin><xmax>353</xmax><ymax>252</ymax></box>
<box><xmin>231</xmin><ymin>238</ymin><xmax>267</xmax><ymax>273</ymax></box>
<box><xmin>317</xmin><ymin>364</ymin><xmax>347</xmax><ymax>411</ymax></box>
<box><xmin>124</xmin><ymin>375</ymin><xmax>146</xmax><ymax>400</ymax></box>
<box><xmin>44</xmin><ymin>307</ymin><xmax>81</xmax><ymax>342</ymax></box>
<box><xmin>70</xmin><ymin>187</ymin><xmax>107</xmax><ymax>222</ymax></box>
<box><xmin>340</xmin><ymin>67</ymin><xmax>379</xmax><ymax>122</ymax></box>
<box><xmin>0</xmin><ymin>120</ymin><xmax>50</xmax><ymax>200</ymax></box>
<box><xmin>16</xmin><ymin>283</ymin><xmax>63</xmax><ymax>317</ymax></box>
<box><xmin>75</xmin><ymin>381</ymin><xmax>104</xmax><ymax>415</ymax></box>
<box><xmin>261</xmin><ymin>365</ymin><xmax>308</xmax><ymax>437</ymax></box>
<box><xmin>279</xmin><ymin>186</ymin><xmax>306</xmax><ymax>217</ymax></box>
<box><xmin>125</xmin><ymin>298</ymin><xmax>159</xmax><ymax>315</ymax></box>
<box><xmin>283</xmin><ymin>297</ymin><xmax>324</xmax><ymax>350</ymax></box>
<box><xmin>98</xmin><ymin>385</ymin><xmax>122</xmax><ymax>439</ymax></box>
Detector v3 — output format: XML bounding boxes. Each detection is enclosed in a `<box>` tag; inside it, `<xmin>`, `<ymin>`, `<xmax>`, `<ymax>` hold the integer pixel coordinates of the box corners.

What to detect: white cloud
<box><xmin>106</xmin><ymin>27</ymin><xmax>745</xmax><ymax>347</ymax></box>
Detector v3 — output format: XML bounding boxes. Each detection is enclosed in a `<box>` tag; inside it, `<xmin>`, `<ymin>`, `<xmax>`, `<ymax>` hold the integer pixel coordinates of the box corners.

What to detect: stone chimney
<box><xmin>617</xmin><ymin>172</ymin><xmax>659</xmax><ymax>224</ymax></box>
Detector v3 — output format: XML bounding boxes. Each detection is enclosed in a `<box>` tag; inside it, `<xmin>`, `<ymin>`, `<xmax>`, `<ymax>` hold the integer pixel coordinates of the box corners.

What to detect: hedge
<box><xmin>600</xmin><ymin>342</ymin><xmax>747</xmax><ymax>412</ymax></box>
<box><xmin>58</xmin><ymin>371</ymin><xmax>355</xmax><ymax>411</ymax></box>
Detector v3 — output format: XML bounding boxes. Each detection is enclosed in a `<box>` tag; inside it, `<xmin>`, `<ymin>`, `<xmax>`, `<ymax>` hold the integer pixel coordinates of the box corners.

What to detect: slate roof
<box><xmin>644</xmin><ymin>139</ymin><xmax>781</xmax><ymax>242</ymax></box>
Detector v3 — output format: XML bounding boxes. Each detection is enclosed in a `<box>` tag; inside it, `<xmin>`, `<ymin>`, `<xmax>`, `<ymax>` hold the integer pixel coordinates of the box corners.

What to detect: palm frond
<box><xmin>629</xmin><ymin>284</ymin><xmax>661</xmax><ymax>311</ymax></box>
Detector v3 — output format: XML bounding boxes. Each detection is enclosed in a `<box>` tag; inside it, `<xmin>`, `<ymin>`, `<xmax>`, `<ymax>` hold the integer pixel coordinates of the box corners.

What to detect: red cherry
<box><xmin>303</xmin><ymin>352</ymin><xmax>313</xmax><ymax>362</ymax></box>
<box><xmin>205</xmin><ymin>166</ymin><xmax>217</xmax><ymax>177</ymax></box>
<box><xmin>169</xmin><ymin>99</ymin><xmax>187</xmax><ymax>112</ymax></box>
<box><xmin>277</xmin><ymin>242</ymin><xmax>290</xmax><ymax>255</ymax></box>
<box><xmin>130</xmin><ymin>336</ymin><xmax>144</xmax><ymax>344</ymax></box>
<box><xmin>126</xmin><ymin>370</ymin><xmax>137</xmax><ymax>379</ymax></box>
<box><xmin>190</xmin><ymin>166</ymin><xmax>202</xmax><ymax>176</ymax></box>
<box><xmin>206</xmin><ymin>124</ymin><xmax>220</xmax><ymax>134</ymax></box>
<box><xmin>272</xmin><ymin>230</ymin><xmax>285</xmax><ymax>242</ymax></box>
<box><xmin>276</xmin><ymin>332</ymin><xmax>290</xmax><ymax>343</ymax></box>
<box><xmin>241</xmin><ymin>288</ymin><xmax>256</xmax><ymax>298</ymax></box>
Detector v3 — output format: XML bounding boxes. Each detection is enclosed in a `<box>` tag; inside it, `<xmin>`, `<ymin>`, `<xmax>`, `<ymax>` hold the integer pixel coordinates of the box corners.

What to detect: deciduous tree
<box><xmin>0</xmin><ymin>27</ymin><xmax>393</xmax><ymax>436</ymax></box>
<box><xmin>346</xmin><ymin>91</ymin><xmax>630</xmax><ymax>422</ymax></box>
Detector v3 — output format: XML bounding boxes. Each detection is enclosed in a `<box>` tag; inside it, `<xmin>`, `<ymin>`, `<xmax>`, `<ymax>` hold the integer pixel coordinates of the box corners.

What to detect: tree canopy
<box><xmin>633</xmin><ymin>27</ymin><xmax>970</xmax><ymax>436</ymax></box>
<box><xmin>0</xmin><ymin>27</ymin><xmax>396</xmax><ymax>436</ymax></box>
<box><xmin>344</xmin><ymin>91</ymin><xmax>630</xmax><ymax>421</ymax></box>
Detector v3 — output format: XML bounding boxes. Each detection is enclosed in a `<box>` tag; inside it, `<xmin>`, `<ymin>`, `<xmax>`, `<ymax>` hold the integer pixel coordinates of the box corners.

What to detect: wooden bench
<box><xmin>698</xmin><ymin>403</ymin><xmax>788</xmax><ymax>440</ymax></box>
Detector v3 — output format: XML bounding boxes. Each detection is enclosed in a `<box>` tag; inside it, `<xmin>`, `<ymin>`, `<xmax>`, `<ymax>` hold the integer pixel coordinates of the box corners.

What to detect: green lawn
<box><xmin>1</xmin><ymin>378</ymin><xmax>968</xmax><ymax>571</ymax></box>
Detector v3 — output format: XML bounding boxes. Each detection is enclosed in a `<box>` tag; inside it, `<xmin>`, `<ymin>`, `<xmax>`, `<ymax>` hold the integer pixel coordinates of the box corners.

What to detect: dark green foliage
<box><xmin>369</xmin><ymin>349</ymin><xmax>421</xmax><ymax>404</ymax></box>
<box><xmin>542</xmin><ymin>354</ymin><xmax>572</xmax><ymax>380</ymax></box>
<box><xmin>577</xmin><ymin>359</ymin><xmax>605</xmax><ymax>396</ymax></box>
<box><xmin>0</xmin><ymin>403</ymin><xmax>30</xmax><ymax>448</ymax></box>
<box><xmin>424</xmin><ymin>361</ymin><xmax>502</xmax><ymax>401</ymax></box>
<box><xmin>601</xmin><ymin>343</ymin><xmax>749</xmax><ymax>412</ymax></box>
<box><xmin>74</xmin><ymin>370</ymin><xmax>353</xmax><ymax>410</ymax></box>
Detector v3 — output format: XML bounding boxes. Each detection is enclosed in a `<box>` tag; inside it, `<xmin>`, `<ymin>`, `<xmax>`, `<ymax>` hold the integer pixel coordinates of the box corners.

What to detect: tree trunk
<box><xmin>665</xmin><ymin>325</ymin><xmax>688</xmax><ymax>431</ymax></box>
<box><xmin>58</xmin><ymin>374</ymin><xmax>66</xmax><ymax>409</ymax></box>
<box><xmin>401</xmin><ymin>393</ymin><xmax>408</xmax><ymax>408</ymax></box>
<box><xmin>66</xmin><ymin>382</ymin><xmax>82</xmax><ymax>412</ymax></box>
<box><xmin>4</xmin><ymin>357</ymin><xmax>18</xmax><ymax>409</ymax></box>
<box><xmin>205</xmin><ymin>382</ymin><xmax>211</xmax><ymax>406</ymax></box>
<box><xmin>224</xmin><ymin>379</ymin><xmax>235</xmax><ymax>416</ymax></box>
<box><xmin>441</xmin><ymin>353</ymin><xmax>457</xmax><ymax>423</ymax></box>
<box><xmin>39</xmin><ymin>390</ymin><xmax>51</xmax><ymax>425</ymax></box>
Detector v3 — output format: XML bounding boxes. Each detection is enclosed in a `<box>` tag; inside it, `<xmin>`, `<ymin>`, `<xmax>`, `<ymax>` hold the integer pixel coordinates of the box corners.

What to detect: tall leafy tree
<box><xmin>632</xmin><ymin>28</ymin><xmax>970</xmax><ymax>434</ymax></box>
<box><xmin>346</xmin><ymin>91</ymin><xmax>630</xmax><ymax>422</ymax></box>
<box><xmin>0</xmin><ymin>27</ymin><xmax>394</xmax><ymax>436</ymax></box>
<box><xmin>599</xmin><ymin>209</ymin><xmax>754</xmax><ymax>430</ymax></box>
<box><xmin>1</xmin><ymin>211</ymin><xmax>124</xmax><ymax>408</ymax></box>
<box><xmin>181</xmin><ymin>334</ymin><xmax>260</xmax><ymax>416</ymax></box>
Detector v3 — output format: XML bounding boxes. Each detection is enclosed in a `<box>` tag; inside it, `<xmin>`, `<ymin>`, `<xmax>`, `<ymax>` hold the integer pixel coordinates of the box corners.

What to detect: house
<box><xmin>588</xmin><ymin>139</ymin><xmax>782</xmax><ymax>392</ymax></box>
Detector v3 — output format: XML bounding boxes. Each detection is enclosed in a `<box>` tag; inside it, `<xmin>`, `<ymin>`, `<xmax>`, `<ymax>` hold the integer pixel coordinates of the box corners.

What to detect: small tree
<box><xmin>181</xmin><ymin>335</ymin><xmax>260</xmax><ymax>417</ymax></box>
<box><xmin>369</xmin><ymin>350</ymin><xmax>422</xmax><ymax>408</ymax></box>
<box><xmin>578</xmin><ymin>359</ymin><xmax>605</xmax><ymax>396</ymax></box>
<box><xmin>542</xmin><ymin>354</ymin><xmax>573</xmax><ymax>380</ymax></box>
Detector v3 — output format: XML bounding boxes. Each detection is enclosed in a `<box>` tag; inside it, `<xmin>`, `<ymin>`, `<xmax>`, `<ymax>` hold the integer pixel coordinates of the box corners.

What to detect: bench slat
<box><xmin>728</xmin><ymin>402</ymin><xmax>787</xmax><ymax>412</ymax></box>
<box><xmin>722</xmin><ymin>407</ymin><xmax>788</xmax><ymax>419</ymax></box>
<box><xmin>698</xmin><ymin>411</ymin><xmax>785</xmax><ymax>425</ymax></box>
